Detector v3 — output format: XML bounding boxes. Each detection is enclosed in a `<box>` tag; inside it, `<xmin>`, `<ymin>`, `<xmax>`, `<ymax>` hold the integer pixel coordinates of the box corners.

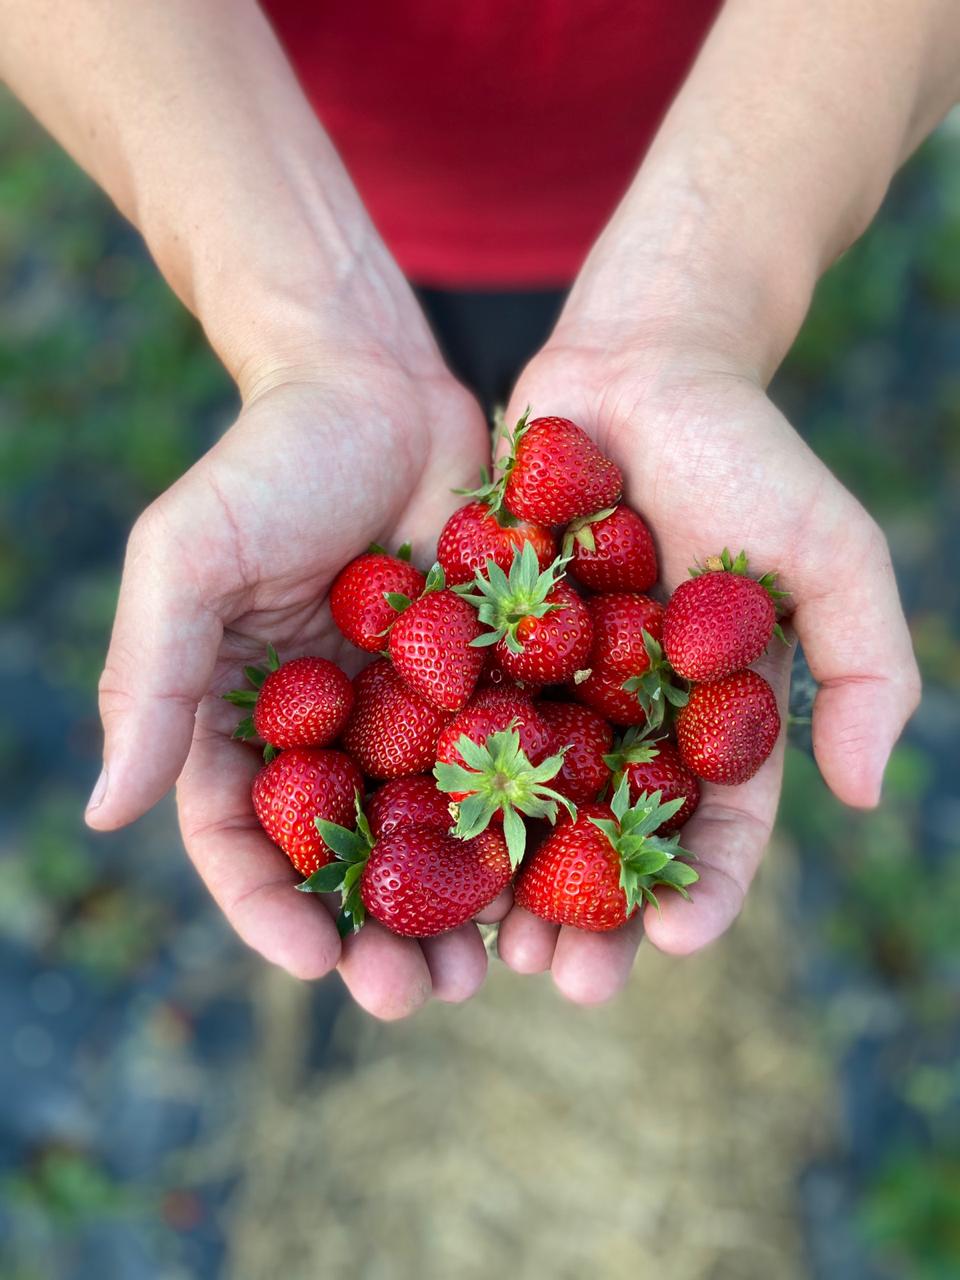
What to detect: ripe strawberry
<box><xmin>514</xmin><ymin>776</ymin><xmax>698</xmax><ymax>931</ymax></box>
<box><xmin>662</xmin><ymin>548</ymin><xmax>786</xmax><ymax>681</ymax></box>
<box><xmin>604</xmin><ymin>729</ymin><xmax>700</xmax><ymax>833</ymax></box>
<box><xmin>537</xmin><ymin>701</ymin><xmax>613</xmax><ymax>804</ymax></box>
<box><xmin>676</xmin><ymin>669</ymin><xmax>780</xmax><ymax>785</ymax></box>
<box><xmin>457</xmin><ymin>543</ymin><xmax>593</xmax><ymax>685</ymax></box>
<box><xmin>564</xmin><ymin>503</ymin><xmax>657</xmax><ymax>593</ymax></box>
<box><xmin>436</xmin><ymin>689</ymin><xmax>554</xmax><ymax>796</ymax></box>
<box><xmin>251</xmin><ymin>747</ymin><xmax>363</xmax><ymax>877</ymax></box>
<box><xmin>434</xmin><ymin>724</ymin><xmax>572</xmax><ymax>866</ymax></box>
<box><xmin>501</xmin><ymin>413</ymin><xmax>622</xmax><ymax>526</ymax></box>
<box><xmin>388</xmin><ymin>564</ymin><xmax>485</xmax><ymax>711</ymax></box>
<box><xmin>224</xmin><ymin>646</ymin><xmax>353</xmax><ymax>753</ymax></box>
<box><xmin>330</xmin><ymin>545</ymin><xmax>426</xmax><ymax>653</ymax></box>
<box><xmin>477</xmin><ymin>646</ymin><xmax>543</xmax><ymax>698</ymax></box>
<box><xmin>365</xmin><ymin>775</ymin><xmax>454</xmax><ymax>840</ymax></box>
<box><xmin>579</xmin><ymin>593</ymin><xmax>686</xmax><ymax>729</ymax></box>
<box><xmin>570</xmin><ymin>666</ymin><xmax>649</xmax><ymax>726</ymax></box>
<box><xmin>341</xmin><ymin>658</ymin><xmax>453</xmax><ymax>779</ymax></box>
<box><xmin>300</xmin><ymin>810</ymin><xmax>512</xmax><ymax>938</ymax></box>
<box><xmin>437</xmin><ymin>499</ymin><xmax>557</xmax><ymax>587</ymax></box>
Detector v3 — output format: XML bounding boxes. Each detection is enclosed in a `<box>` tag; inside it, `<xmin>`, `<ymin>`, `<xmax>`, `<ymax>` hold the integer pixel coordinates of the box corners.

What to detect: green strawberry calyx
<box><xmin>692</xmin><ymin>547</ymin><xmax>791</xmax><ymax>642</ymax></box>
<box><xmin>602</xmin><ymin>725</ymin><xmax>667</xmax><ymax>790</ymax></box>
<box><xmin>589</xmin><ymin>775</ymin><xmax>698</xmax><ymax>914</ymax></box>
<box><xmin>221</xmin><ymin>643</ymin><xmax>281</xmax><ymax>760</ymax></box>
<box><xmin>382</xmin><ymin>561</ymin><xmax>445</xmax><ymax>620</ymax></box>
<box><xmin>433</xmin><ymin>724</ymin><xmax>575</xmax><ymax>869</ymax></box>
<box><xmin>620</xmin><ymin>631</ymin><xmax>689</xmax><ymax>731</ymax></box>
<box><xmin>454</xmin><ymin>541</ymin><xmax>568</xmax><ymax>655</ymax></box>
<box><xmin>367</xmin><ymin>540</ymin><xmax>413</xmax><ymax>561</ymax></box>
<box><xmin>296</xmin><ymin>792</ymin><xmax>373</xmax><ymax>937</ymax></box>
<box><xmin>560</xmin><ymin>505</ymin><xmax>619</xmax><ymax>557</ymax></box>
<box><xmin>453</xmin><ymin>407</ymin><xmax>532</xmax><ymax>516</ymax></box>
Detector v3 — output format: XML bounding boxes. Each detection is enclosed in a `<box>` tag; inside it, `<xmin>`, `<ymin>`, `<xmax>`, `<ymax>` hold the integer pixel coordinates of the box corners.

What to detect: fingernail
<box><xmin>86</xmin><ymin>766</ymin><xmax>108</xmax><ymax>815</ymax></box>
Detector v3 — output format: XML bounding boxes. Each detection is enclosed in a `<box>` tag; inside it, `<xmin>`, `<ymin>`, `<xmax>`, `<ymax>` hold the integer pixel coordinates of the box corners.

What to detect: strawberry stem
<box><xmin>588</xmin><ymin>776</ymin><xmax>698</xmax><ymax>913</ymax></box>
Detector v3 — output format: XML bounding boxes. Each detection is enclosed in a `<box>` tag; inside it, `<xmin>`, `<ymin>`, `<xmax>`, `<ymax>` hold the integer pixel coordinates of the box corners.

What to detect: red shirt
<box><xmin>264</xmin><ymin>1</ymin><xmax>719</xmax><ymax>287</ymax></box>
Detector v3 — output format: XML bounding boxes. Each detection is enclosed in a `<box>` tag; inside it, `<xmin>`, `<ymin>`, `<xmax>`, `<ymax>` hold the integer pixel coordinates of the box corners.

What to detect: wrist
<box><xmin>556</xmin><ymin>149</ymin><xmax>823</xmax><ymax>384</ymax></box>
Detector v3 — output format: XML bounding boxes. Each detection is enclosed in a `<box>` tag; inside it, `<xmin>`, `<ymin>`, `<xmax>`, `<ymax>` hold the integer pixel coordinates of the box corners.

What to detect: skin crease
<box><xmin>4</xmin><ymin>0</ymin><xmax>950</xmax><ymax>1015</ymax></box>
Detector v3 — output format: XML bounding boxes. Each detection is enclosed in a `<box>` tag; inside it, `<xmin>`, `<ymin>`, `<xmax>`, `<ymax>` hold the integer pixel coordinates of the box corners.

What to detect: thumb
<box><xmin>85</xmin><ymin>505</ymin><xmax>222</xmax><ymax>830</ymax></box>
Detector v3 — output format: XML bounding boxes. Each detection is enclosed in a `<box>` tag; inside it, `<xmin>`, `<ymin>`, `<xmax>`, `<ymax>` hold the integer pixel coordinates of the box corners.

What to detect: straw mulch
<box><xmin>224</xmin><ymin>837</ymin><xmax>830</xmax><ymax>1280</ymax></box>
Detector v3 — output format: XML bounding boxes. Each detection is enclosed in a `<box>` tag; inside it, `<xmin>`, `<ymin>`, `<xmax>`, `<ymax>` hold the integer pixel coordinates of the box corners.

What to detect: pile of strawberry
<box><xmin>225</xmin><ymin>413</ymin><xmax>785</xmax><ymax>941</ymax></box>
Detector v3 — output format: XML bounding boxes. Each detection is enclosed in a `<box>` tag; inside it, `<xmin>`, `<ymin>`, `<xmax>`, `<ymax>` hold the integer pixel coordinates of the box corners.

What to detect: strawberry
<box><xmin>501</xmin><ymin>413</ymin><xmax>622</xmax><ymax>526</ymax></box>
<box><xmin>300</xmin><ymin>805</ymin><xmax>512</xmax><ymax>938</ymax></box>
<box><xmin>437</xmin><ymin>498</ymin><xmax>557</xmax><ymax>587</ymax></box>
<box><xmin>341</xmin><ymin>658</ymin><xmax>453</xmax><ymax>779</ymax></box>
<box><xmin>536</xmin><ymin>700</ymin><xmax>613</xmax><ymax>804</ymax></box>
<box><xmin>224</xmin><ymin>646</ymin><xmax>352</xmax><ymax>754</ymax></box>
<box><xmin>388</xmin><ymin>564</ymin><xmax>484</xmax><ymax>712</ymax></box>
<box><xmin>365</xmin><ymin>775</ymin><xmax>453</xmax><ymax>840</ymax></box>
<box><xmin>580</xmin><ymin>593</ymin><xmax>687</xmax><ymax>729</ymax></box>
<box><xmin>604</xmin><ymin>729</ymin><xmax>700</xmax><ymax>833</ymax></box>
<box><xmin>564</xmin><ymin>503</ymin><xmax>657</xmax><ymax>593</ymax></box>
<box><xmin>662</xmin><ymin>548</ymin><xmax>787</xmax><ymax>681</ymax></box>
<box><xmin>330</xmin><ymin>544</ymin><xmax>426</xmax><ymax>653</ymax></box>
<box><xmin>676</xmin><ymin>669</ymin><xmax>780</xmax><ymax>785</ymax></box>
<box><xmin>251</xmin><ymin>747</ymin><xmax>363</xmax><ymax>877</ymax></box>
<box><xmin>514</xmin><ymin>776</ymin><xmax>698</xmax><ymax>931</ymax></box>
<box><xmin>456</xmin><ymin>543</ymin><xmax>593</xmax><ymax>685</ymax></box>
<box><xmin>570</xmin><ymin>666</ymin><xmax>650</xmax><ymax>726</ymax></box>
<box><xmin>436</xmin><ymin>688</ymin><xmax>554</xmax><ymax>794</ymax></box>
<box><xmin>477</xmin><ymin>646</ymin><xmax>542</xmax><ymax>698</ymax></box>
<box><xmin>434</xmin><ymin>724</ymin><xmax>573</xmax><ymax>866</ymax></box>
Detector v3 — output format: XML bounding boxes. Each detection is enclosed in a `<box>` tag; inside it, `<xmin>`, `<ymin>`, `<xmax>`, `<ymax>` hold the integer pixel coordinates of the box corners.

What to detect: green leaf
<box><xmin>423</xmin><ymin>562</ymin><xmax>446</xmax><ymax>594</ymax></box>
<box><xmin>222</xmin><ymin>689</ymin><xmax>258</xmax><ymax>707</ymax></box>
<box><xmin>454</xmin><ymin>792</ymin><xmax>496</xmax><ymax>839</ymax></box>
<box><xmin>231</xmin><ymin>715</ymin><xmax>256</xmax><ymax>741</ymax></box>
<box><xmin>368</xmin><ymin>541</ymin><xmax>389</xmax><ymax>556</ymax></box>
<box><xmin>468</xmin><ymin>630</ymin><xmax>502</xmax><ymax>648</ymax></box>
<box><xmin>296</xmin><ymin>861</ymin><xmax>349</xmax><ymax>894</ymax></box>
<box><xmin>397</xmin><ymin>542</ymin><xmax>412</xmax><ymax>562</ymax></box>
<box><xmin>244</xmin><ymin>665</ymin><xmax>267</xmax><ymax>689</ymax></box>
<box><xmin>314</xmin><ymin>819</ymin><xmax>369</xmax><ymax>862</ymax></box>
<box><xmin>262</xmin><ymin>743</ymin><xmax>278</xmax><ymax>764</ymax></box>
<box><xmin>384</xmin><ymin>592</ymin><xmax>412</xmax><ymax>613</ymax></box>
<box><xmin>502</xmin><ymin>806</ymin><xmax>527</xmax><ymax>868</ymax></box>
<box><xmin>266</xmin><ymin>643</ymin><xmax>280</xmax><ymax>670</ymax></box>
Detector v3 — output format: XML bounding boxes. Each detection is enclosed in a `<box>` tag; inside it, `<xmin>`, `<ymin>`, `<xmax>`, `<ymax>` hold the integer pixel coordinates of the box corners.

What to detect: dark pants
<box><xmin>415</xmin><ymin>287</ymin><xmax>566</xmax><ymax>414</ymax></box>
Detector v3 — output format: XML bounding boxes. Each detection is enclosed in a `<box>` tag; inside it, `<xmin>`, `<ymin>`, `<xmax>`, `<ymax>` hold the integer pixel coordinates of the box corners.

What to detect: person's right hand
<box><xmin>84</xmin><ymin>333</ymin><xmax>503</xmax><ymax>1020</ymax></box>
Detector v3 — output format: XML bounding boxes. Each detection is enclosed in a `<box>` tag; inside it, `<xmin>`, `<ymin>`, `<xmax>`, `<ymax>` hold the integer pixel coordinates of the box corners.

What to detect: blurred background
<box><xmin>1</xmin><ymin>85</ymin><xmax>958</xmax><ymax>1280</ymax></box>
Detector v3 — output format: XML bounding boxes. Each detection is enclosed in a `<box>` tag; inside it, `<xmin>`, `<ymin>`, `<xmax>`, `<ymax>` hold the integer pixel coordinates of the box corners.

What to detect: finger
<box><xmin>337</xmin><ymin>921</ymin><xmax>433</xmax><ymax>1021</ymax></box>
<box><xmin>794</xmin><ymin>516</ymin><xmax>920</xmax><ymax>808</ymax></box>
<box><xmin>87</xmin><ymin>504</ymin><xmax>223</xmax><ymax>830</ymax></box>
<box><xmin>419</xmin><ymin>924</ymin><xmax>488</xmax><ymax>1003</ymax></box>
<box><xmin>176</xmin><ymin>700</ymin><xmax>341</xmax><ymax>981</ymax></box>
<box><xmin>475</xmin><ymin>887</ymin><xmax>513</xmax><ymax>924</ymax></box>
<box><xmin>644</xmin><ymin>645</ymin><xmax>790</xmax><ymax>956</ymax></box>
<box><xmin>550</xmin><ymin>916</ymin><xmax>644</xmax><ymax>1005</ymax></box>
<box><xmin>496</xmin><ymin>906</ymin><xmax>560</xmax><ymax>974</ymax></box>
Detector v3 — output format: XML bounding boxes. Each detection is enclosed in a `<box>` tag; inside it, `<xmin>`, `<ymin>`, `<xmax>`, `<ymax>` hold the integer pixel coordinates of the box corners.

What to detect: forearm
<box><xmin>0</xmin><ymin>0</ymin><xmax>427</xmax><ymax>392</ymax></box>
<box><xmin>562</xmin><ymin>0</ymin><xmax>960</xmax><ymax>378</ymax></box>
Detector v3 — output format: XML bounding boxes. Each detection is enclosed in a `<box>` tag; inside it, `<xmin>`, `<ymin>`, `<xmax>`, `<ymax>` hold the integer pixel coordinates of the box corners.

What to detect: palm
<box><xmin>496</xmin><ymin>340</ymin><xmax>918</xmax><ymax>1000</ymax></box>
<box><xmin>94</xmin><ymin>355</ymin><xmax>499</xmax><ymax>1018</ymax></box>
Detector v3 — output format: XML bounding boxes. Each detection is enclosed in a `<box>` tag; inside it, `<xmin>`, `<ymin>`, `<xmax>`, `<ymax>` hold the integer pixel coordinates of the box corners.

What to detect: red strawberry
<box><xmin>502</xmin><ymin>414</ymin><xmax>622</xmax><ymax>526</ymax></box>
<box><xmin>251</xmin><ymin>747</ymin><xmax>363</xmax><ymax>877</ymax></box>
<box><xmin>662</xmin><ymin>549</ymin><xmax>785</xmax><ymax>681</ymax></box>
<box><xmin>301</xmin><ymin>812</ymin><xmax>512</xmax><ymax>937</ymax></box>
<box><xmin>225</xmin><ymin>647</ymin><xmax>353</xmax><ymax>751</ymax></box>
<box><xmin>604</xmin><ymin>730</ymin><xmax>700</xmax><ymax>833</ymax></box>
<box><xmin>676</xmin><ymin>669</ymin><xmax>780</xmax><ymax>785</ymax></box>
<box><xmin>360</xmin><ymin>825</ymin><xmax>512</xmax><ymax>937</ymax></box>
<box><xmin>514</xmin><ymin>777</ymin><xmax>697</xmax><ymax>931</ymax></box>
<box><xmin>536</xmin><ymin>700</ymin><xmax>613</xmax><ymax>804</ymax></box>
<box><xmin>564</xmin><ymin>503</ymin><xmax>657</xmax><ymax>593</ymax></box>
<box><xmin>477</xmin><ymin>646</ymin><xmax>542</xmax><ymax>698</ymax></box>
<box><xmin>457</xmin><ymin>544</ymin><xmax>592</xmax><ymax>685</ymax></box>
<box><xmin>436</xmin><ymin>689</ymin><xmax>554</xmax><ymax>797</ymax></box>
<box><xmin>365</xmin><ymin>776</ymin><xmax>453</xmax><ymax>840</ymax></box>
<box><xmin>437</xmin><ymin>499</ymin><xmax>557</xmax><ymax>587</ymax></box>
<box><xmin>575</xmin><ymin>593</ymin><xmax>686</xmax><ymax>729</ymax></box>
<box><xmin>570</xmin><ymin>666</ymin><xmax>649</xmax><ymax>726</ymax></box>
<box><xmin>330</xmin><ymin>546</ymin><xmax>426</xmax><ymax>653</ymax></box>
<box><xmin>388</xmin><ymin>565</ymin><xmax>484</xmax><ymax>711</ymax></box>
<box><xmin>342</xmin><ymin>659</ymin><xmax>452</xmax><ymax>779</ymax></box>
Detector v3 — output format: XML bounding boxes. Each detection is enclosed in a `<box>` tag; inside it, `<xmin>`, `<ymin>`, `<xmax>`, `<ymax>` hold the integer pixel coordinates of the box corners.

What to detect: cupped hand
<box><xmin>496</xmin><ymin>331</ymin><xmax>920</xmax><ymax>1002</ymax></box>
<box><xmin>85</xmin><ymin>340</ymin><xmax>503</xmax><ymax>1019</ymax></box>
